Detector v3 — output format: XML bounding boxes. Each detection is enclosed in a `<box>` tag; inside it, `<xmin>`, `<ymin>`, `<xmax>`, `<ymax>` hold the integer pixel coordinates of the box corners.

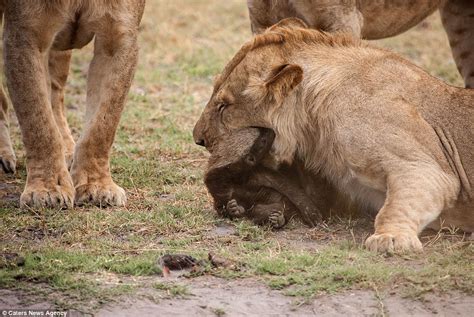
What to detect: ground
<box><xmin>0</xmin><ymin>1</ymin><xmax>472</xmax><ymax>316</ymax></box>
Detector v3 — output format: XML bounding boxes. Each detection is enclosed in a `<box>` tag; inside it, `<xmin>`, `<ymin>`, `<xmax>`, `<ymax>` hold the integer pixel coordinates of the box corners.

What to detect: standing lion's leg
<box><xmin>0</xmin><ymin>9</ymin><xmax>15</xmax><ymax>174</ymax></box>
<box><xmin>0</xmin><ymin>86</ymin><xmax>15</xmax><ymax>173</ymax></box>
<box><xmin>49</xmin><ymin>50</ymin><xmax>75</xmax><ymax>168</ymax></box>
<box><xmin>365</xmin><ymin>165</ymin><xmax>459</xmax><ymax>253</ymax></box>
<box><xmin>70</xmin><ymin>18</ymin><xmax>140</xmax><ymax>207</ymax></box>
<box><xmin>3</xmin><ymin>8</ymin><xmax>74</xmax><ymax>208</ymax></box>
<box><xmin>440</xmin><ymin>0</ymin><xmax>474</xmax><ymax>88</ymax></box>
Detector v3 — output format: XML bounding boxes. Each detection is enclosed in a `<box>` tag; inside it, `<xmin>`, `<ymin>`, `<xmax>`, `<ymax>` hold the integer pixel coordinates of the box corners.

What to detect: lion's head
<box><xmin>193</xmin><ymin>18</ymin><xmax>360</xmax><ymax>165</ymax></box>
<box><xmin>193</xmin><ymin>19</ymin><xmax>308</xmax><ymax>155</ymax></box>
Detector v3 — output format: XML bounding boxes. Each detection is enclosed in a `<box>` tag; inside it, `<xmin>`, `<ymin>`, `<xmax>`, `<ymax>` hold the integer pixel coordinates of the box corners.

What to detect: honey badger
<box><xmin>204</xmin><ymin>127</ymin><xmax>321</xmax><ymax>228</ymax></box>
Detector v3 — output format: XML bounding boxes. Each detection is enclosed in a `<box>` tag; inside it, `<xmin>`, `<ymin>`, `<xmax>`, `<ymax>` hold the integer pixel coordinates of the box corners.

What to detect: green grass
<box><xmin>251</xmin><ymin>241</ymin><xmax>472</xmax><ymax>298</ymax></box>
<box><xmin>0</xmin><ymin>0</ymin><xmax>471</xmax><ymax>312</ymax></box>
<box><xmin>153</xmin><ymin>282</ymin><xmax>191</xmax><ymax>298</ymax></box>
<box><xmin>0</xmin><ymin>250</ymin><xmax>161</xmax><ymax>287</ymax></box>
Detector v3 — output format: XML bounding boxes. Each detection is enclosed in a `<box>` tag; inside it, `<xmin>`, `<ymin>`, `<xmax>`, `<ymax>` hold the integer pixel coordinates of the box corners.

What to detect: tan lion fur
<box><xmin>193</xmin><ymin>18</ymin><xmax>474</xmax><ymax>253</ymax></box>
<box><xmin>1</xmin><ymin>0</ymin><xmax>145</xmax><ymax>208</ymax></box>
<box><xmin>247</xmin><ymin>0</ymin><xmax>474</xmax><ymax>88</ymax></box>
<box><xmin>0</xmin><ymin>8</ymin><xmax>15</xmax><ymax>174</ymax></box>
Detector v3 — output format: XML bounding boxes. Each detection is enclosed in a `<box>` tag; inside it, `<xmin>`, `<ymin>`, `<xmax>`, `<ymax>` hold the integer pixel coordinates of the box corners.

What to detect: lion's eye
<box><xmin>217</xmin><ymin>102</ymin><xmax>227</xmax><ymax>112</ymax></box>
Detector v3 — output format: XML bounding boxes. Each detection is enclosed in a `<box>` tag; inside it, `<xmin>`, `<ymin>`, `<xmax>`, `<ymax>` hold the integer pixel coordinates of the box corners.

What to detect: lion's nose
<box><xmin>195</xmin><ymin>139</ymin><xmax>205</xmax><ymax>147</ymax></box>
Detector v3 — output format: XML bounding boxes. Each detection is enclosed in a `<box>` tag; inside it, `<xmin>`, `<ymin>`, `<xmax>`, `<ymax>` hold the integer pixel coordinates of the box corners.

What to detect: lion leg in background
<box><xmin>0</xmin><ymin>86</ymin><xmax>15</xmax><ymax>173</ymax></box>
<box><xmin>70</xmin><ymin>15</ymin><xmax>141</xmax><ymax>207</ymax></box>
<box><xmin>3</xmin><ymin>8</ymin><xmax>74</xmax><ymax>208</ymax></box>
<box><xmin>365</xmin><ymin>165</ymin><xmax>459</xmax><ymax>253</ymax></box>
<box><xmin>0</xmin><ymin>8</ymin><xmax>15</xmax><ymax>174</ymax></box>
<box><xmin>440</xmin><ymin>0</ymin><xmax>474</xmax><ymax>88</ymax></box>
<box><xmin>49</xmin><ymin>50</ymin><xmax>75</xmax><ymax>168</ymax></box>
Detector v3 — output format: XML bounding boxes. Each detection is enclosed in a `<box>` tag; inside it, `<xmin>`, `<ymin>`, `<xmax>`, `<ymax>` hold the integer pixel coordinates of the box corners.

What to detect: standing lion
<box><xmin>247</xmin><ymin>0</ymin><xmax>474</xmax><ymax>88</ymax></box>
<box><xmin>0</xmin><ymin>0</ymin><xmax>145</xmax><ymax>208</ymax></box>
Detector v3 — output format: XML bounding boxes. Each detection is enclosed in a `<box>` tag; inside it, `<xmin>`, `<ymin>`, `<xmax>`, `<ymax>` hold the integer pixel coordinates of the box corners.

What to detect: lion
<box><xmin>204</xmin><ymin>126</ymin><xmax>323</xmax><ymax>228</ymax></box>
<box><xmin>247</xmin><ymin>0</ymin><xmax>474</xmax><ymax>88</ymax></box>
<box><xmin>1</xmin><ymin>0</ymin><xmax>145</xmax><ymax>208</ymax></box>
<box><xmin>193</xmin><ymin>18</ymin><xmax>474</xmax><ymax>253</ymax></box>
<box><xmin>0</xmin><ymin>1</ymin><xmax>15</xmax><ymax>174</ymax></box>
<box><xmin>0</xmin><ymin>86</ymin><xmax>15</xmax><ymax>174</ymax></box>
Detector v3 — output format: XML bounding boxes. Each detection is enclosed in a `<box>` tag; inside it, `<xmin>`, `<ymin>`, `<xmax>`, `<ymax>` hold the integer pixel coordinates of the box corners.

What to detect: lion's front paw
<box><xmin>20</xmin><ymin>170</ymin><xmax>74</xmax><ymax>209</ymax></box>
<box><xmin>75</xmin><ymin>179</ymin><xmax>126</xmax><ymax>207</ymax></box>
<box><xmin>0</xmin><ymin>149</ymin><xmax>16</xmax><ymax>174</ymax></box>
<box><xmin>365</xmin><ymin>232</ymin><xmax>422</xmax><ymax>253</ymax></box>
<box><xmin>226</xmin><ymin>199</ymin><xmax>246</xmax><ymax>218</ymax></box>
<box><xmin>269</xmin><ymin>209</ymin><xmax>285</xmax><ymax>229</ymax></box>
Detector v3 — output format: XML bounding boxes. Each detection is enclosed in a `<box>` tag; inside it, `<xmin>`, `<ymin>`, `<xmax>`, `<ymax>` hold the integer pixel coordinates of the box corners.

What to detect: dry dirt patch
<box><xmin>2</xmin><ymin>277</ymin><xmax>472</xmax><ymax>316</ymax></box>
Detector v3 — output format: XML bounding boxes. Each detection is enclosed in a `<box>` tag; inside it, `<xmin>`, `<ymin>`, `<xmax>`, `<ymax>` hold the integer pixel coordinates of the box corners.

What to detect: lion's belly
<box><xmin>332</xmin><ymin>167</ymin><xmax>386</xmax><ymax>215</ymax></box>
<box><xmin>358</xmin><ymin>0</ymin><xmax>445</xmax><ymax>39</ymax></box>
<box><xmin>53</xmin><ymin>22</ymin><xmax>96</xmax><ymax>51</ymax></box>
<box><xmin>428</xmin><ymin>200</ymin><xmax>474</xmax><ymax>233</ymax></box>
<box><xmin>50</xmin><ymin>0</ymin><xmax>131</xmax><ymax>51</ymax></box>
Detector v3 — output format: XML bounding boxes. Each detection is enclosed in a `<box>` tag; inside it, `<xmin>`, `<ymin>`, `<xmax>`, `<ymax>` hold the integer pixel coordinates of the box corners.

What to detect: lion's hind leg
<box><xmin>365</xmin><ymin>164</ymin><xmax>459</xmax><ymax>253</ymax></box>
<box><xmin>0</xmin><ymin>9</ymin><xmax>16</xmax><ymax>174</ymax></box>
<box><xmin>0</xmin><ymin>86</ymin><xmax>15</xmax><ymax>173</ymax></box>
<box><xmin>49</xmin><ymin>50</ymin><xmax>75</xmax><ymax>168</ymax></box>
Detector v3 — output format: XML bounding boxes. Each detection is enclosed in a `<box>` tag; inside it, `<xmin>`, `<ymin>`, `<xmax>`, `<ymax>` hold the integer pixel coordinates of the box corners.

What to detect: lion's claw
<box><xmin>0</xmin><ymin>154</ymin><xmax>16</xmax><ymax>174</ymax></box>
<box><xmin>75</xmin><ymin>181</ymin><xmax>126</xmax><ymax>207</ymax></box>
<box><xmin>365</xmin><ymin>232</ymin><xmax>422</xmax><ymax>253</ymax></box>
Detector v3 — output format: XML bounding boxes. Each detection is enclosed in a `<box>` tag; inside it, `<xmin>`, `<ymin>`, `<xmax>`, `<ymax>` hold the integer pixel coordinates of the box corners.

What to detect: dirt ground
<box><xmin>2</xmin><ymin>271</ymin><xmax>473</xmax><ymax>316</ymax></box>
<box><xmin>0</xmin><ymin>0</ymin><xmax>472</xmax><ymax>316</ymax></box>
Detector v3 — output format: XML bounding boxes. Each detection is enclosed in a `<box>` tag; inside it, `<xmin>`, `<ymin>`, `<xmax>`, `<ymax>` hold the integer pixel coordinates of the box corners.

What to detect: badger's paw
<box><xmin>226</xmin><ymin>199</ymin><xmax>246</xmax><ymax>218</ymax></box>
<box><xmin>269</xmin><ymin>209</ymin><xmax>285</xmax><ymax>229</ymax></box>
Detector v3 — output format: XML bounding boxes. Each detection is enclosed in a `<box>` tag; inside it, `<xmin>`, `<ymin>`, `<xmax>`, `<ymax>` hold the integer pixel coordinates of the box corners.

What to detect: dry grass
<box><xmin>0</xmin><ymin>0</ymin><xmax>472</xmax><ymax>312</ymax></box>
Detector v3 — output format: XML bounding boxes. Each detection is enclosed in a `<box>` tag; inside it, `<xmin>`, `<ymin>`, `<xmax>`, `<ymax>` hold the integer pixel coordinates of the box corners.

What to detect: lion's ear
<box><xmin>264</xmin><ymin>64</ymin><xmax>303</xmax><ymax>100</ymax></box>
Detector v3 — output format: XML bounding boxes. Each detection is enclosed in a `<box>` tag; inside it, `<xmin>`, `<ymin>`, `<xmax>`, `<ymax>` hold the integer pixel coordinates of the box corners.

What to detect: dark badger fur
<box><xmin>204</xmin><ymin>127</ymin><xmax>322</xmax><ymax>228</ymax></box>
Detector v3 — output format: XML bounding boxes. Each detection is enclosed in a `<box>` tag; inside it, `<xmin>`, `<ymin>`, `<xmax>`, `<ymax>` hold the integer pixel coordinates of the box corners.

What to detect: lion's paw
<box><xmin>20</xmin><ymin>172</ymin><xmax>74</xmax><ymax>209</ymax></box>
<box><xmin>75</xmin><ymin>180</ymin><xmax>126</xmax><ymax>207</ymax></box>
<box><xmin>0</xmin><ymin>149</ymin><xmax>16</xmax><ymax>174</ymax></box>
<box><xmin>365</xmin><ymin>232</ymin><xmax>422</xmax><ymax>254</ymax></box>
<box><xmin>226</xmin><ymin>199</ymin><xmax>246</xmax><ymax>218</ymax></box>
<box><xmin>0</xmin><ymin>121</ymin><xmax>16</xmax><ymax>174</ymax></box>
<box><xmin>269</xmin><ymin>209</ymin><xmax>285</xmax><ymax>229</ymax></box>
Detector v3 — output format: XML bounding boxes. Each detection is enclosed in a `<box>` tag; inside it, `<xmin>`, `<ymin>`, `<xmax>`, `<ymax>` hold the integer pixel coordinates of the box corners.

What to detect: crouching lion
<box><xmin>1</xmin><ymin>0</ymin><xmax>145</xmax><ymax>208</ymax></box>
<box><xmin>193</xmin><ymin>18</ymin><xmax>474</xmax><ymax>253</ymax></box>
<box><xmin>204</xmin><ymin>127</ymin><xmax>322</xmax><ymax>228</ymax></box>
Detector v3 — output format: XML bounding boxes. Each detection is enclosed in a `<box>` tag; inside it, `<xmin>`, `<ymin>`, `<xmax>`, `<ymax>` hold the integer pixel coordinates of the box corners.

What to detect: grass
<box><xmin>0</xmin><ymin>0</ymin><xmax>472</xmax><ymax>313</ymax></box>
<box><xmin>153</xmin><ymin>282</ymin><xmax>191</xmax><ymax>298</ymax></box>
